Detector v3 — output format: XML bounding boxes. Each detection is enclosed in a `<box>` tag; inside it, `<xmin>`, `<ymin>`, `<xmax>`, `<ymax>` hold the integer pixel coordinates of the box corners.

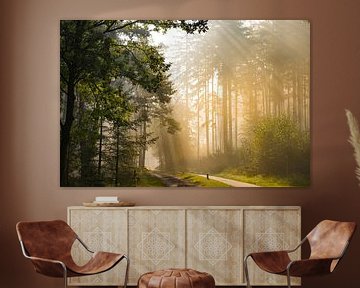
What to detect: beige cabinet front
<box><xmin>68</xmin><ymin>206</ymin><xmax>300</xmax><ymax>286</ymax></box>
<box><xmin>243</xmin><ymin>209</ymin><xmax>301</xmax><ymax>286</ymax></box>
<box><xmin>128</xmin><ymin>209</ymin><xmax>186</xmax><ymax>284</ymax></box>
<box><xmin>187</xmin><ymin>209</ymin><xmax>243</xmax><ymax>285</ymax></box>
<box><xmin>68</xmin><ymin>208</ymin><xmax>128</xmax><ymax>286</ymax></box>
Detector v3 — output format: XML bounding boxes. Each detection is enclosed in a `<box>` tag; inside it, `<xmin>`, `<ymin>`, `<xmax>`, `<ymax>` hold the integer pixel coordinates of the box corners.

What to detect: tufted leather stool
<box><xmin>138</xmin><ymin>268</ymin><xmax>215</xmax><ymax>288</ymax></box>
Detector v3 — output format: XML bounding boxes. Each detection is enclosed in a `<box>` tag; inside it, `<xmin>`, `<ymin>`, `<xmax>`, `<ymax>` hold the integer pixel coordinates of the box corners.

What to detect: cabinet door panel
<box><xmin>187</xmin><ymin>209</ymin><xmax>243</xmax><ymax>285</ymax></box>
<box><xmin>244</xmin><ymin>209</ymin><xmax>301</xmax><ymax>286</ymax></box>
<box><xmin>128</xmin><ymin>209</ymin><xmax>186</xmax><ymax>284</ymax></box>
<box><xmin>67</xmin><ymin>206</ymin><xmax>300</xmax><ymax>286</ymax></box>
<box><xmin>68</xmin><ymin>209</ymin><xmax>127</xmax><ymax>286</ymax></box>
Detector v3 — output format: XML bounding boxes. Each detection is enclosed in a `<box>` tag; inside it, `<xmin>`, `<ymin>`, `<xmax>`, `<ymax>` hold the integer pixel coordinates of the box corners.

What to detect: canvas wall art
<box><xmin>60</xmin><ymin>20</ymin><xmax>310</xmax><ymax>187</ymax></box>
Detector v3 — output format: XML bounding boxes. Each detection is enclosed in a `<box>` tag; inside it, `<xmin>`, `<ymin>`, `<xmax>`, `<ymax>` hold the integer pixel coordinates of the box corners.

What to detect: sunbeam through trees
<box><xmin>60</xmin><ymin>20</ymin><xmax>310</xmax><ymax>187</ymax></box>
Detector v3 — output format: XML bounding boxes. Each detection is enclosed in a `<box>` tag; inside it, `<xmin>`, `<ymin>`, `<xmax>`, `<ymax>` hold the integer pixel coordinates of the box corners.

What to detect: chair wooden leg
<box><xmin>244</xmin><ymin>255</ymin><xmax>252</xmax><ymax>288</ymax></box>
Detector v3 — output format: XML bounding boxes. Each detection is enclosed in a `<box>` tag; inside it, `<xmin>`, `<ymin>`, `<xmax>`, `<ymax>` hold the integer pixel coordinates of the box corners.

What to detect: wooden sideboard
<box><xmin>67</xmin><ymin>206</ymin><xmax>301</xmax><ymax>286</ymax></box>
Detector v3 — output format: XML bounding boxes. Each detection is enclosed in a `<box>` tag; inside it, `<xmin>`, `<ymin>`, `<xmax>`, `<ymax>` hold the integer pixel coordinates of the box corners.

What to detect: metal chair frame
<box><xmin>244</xmin><ymin>236</ymin><xmax>350</xmax><ymax>288</ymax></box>
<box><xmin>18</xmin><ymin>230</ymin><xmax>129</xmax><ymax>288</ymax></box>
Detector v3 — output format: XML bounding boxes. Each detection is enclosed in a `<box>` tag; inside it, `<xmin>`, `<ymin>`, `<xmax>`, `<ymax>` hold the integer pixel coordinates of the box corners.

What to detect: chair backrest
<box><xmin>16</xmin><ymin>220</ymin><xmax>77</xmax><ymax>261</ymax></box>
<box><xmin>307</xmin><ymin>220</ymin><xmax>356</xmax><ymax>261</ymax></box>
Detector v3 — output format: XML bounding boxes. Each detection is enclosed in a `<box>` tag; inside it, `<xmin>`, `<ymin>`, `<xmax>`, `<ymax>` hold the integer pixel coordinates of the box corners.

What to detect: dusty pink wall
<box><xmin>1</xmin><ymin>0</ymin><xmax>360</xmax><ymax>287</ymax></box>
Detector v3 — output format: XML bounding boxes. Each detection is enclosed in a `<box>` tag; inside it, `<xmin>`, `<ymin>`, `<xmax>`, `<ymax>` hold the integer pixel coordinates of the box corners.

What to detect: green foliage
<box><xmin>60</xmin><ymin>20</ymin><xmax>209</xmax><ymax>186</ymax></box>
<box><xmin>217</xmin><ymin>170</ymin><xmax>309</xmax><ymax>187</ymax></box>
<box><xmin>60</xmin><ymin>20</ymin><xmax>310</xmax><ymax>187</ymax></box>
<box><xmin>247</xmin><ymin>115</ymin><xmax>310</xmax><ymax>177</ymax></box>
<box><xmin>136</xmin><ymin>171</ymin><xmax>165</xmax><ymax>187</ymax></box>
<box><xmin>187</xmin><ymin>115</ymin><xmax>310</xmax><ymax>187</ymax></box>
<box><xmin>186</xmin><ymin>151</ymin><xmax>234</xmax><ymax>174</ymax></box>
<box><xmin>141</xmin><ymin>20</ymin><xmax>208</xmax><ymax>34</ymax></box>
<box><xmin>177</xmin><ymin>173</ymin><xmax>230</xmax><ymax>187</ymax></box>
<box><xmin>153</xmin><ymin>20</ymin><xmax>308</xmax><ymax>182</ymax></box>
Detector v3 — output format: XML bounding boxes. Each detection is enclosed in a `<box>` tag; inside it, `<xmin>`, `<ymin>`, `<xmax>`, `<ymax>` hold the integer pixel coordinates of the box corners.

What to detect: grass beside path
<box><xmin>137</xmin><ymin>172</ymin><xmax>165</xmax><ymax>187</ymax></box>
<box><xmin>177</xmin><ymin>173</ymin><xmax>230</xmax><ymax>187</ymax></box>
<box><xmin>216</xmin><ymin>171</ymin><xmax>309</xmax><ymax>187</ymax></box>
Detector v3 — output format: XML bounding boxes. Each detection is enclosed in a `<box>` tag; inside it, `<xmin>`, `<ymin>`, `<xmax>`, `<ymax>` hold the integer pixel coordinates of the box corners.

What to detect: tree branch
<box><xmin>104</xmin><ymin>20</ymin><xmax>140</xmax><ymax>34</ymax></box>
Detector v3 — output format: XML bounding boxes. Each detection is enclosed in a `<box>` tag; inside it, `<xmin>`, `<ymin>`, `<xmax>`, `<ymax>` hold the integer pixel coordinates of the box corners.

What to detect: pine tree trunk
<box><xmin>211</xmin><ymin>69</ymin><xmax>216</xmax><ymax>154</ymax></box>
<box><xmin>97</xmin><ymin>116</ymin><xmax>103</xmax><ymax>179</ymax></box>
<box><xmin>222</xmin><ymin>70</ymin><xmax>228</xmax><ymax>153</ymax></box>
<box><xmin>235</xmin><ymin>84</ymin><xmax>238</xmax><ymax>150</ymax></box>
<box><xmin>228</xmin><ymin>79</ymin><xmax>233</xmax><ymax>151</ymax></box>
<box><xmin>115</xmin><ymin>125</ymin><xmax>120</xmax><ymax>186</ymax></box>
<box><xmin>139</xmin><ymin>120</ymin><xmax>147</xmax><ymax>169</ymax></box>
<box><xmin>197</xmin><ymin>80</ymin><xmax>201</xmax><ymax>161</ymax></box>
<box><xmin>60</xmin><ymin>79</ymin><xmax>76</xmax><ymax>186</ymax></box>
<box><xmin>205</xmin><ymin>78</ymin><xmax>210</xmax><ymax>157</ymax></box>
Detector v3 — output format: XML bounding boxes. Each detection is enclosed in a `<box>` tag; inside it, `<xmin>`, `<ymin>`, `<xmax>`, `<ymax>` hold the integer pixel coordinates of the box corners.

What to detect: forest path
<box><xmin>151</xmin><ymin>172</ymin><xmax>196</xmax><ymax>187</ymax></box>
<box><xmin>197</xmin><ymin>174</ymin><xmax>259</xmax><ymax>187</ymax></box>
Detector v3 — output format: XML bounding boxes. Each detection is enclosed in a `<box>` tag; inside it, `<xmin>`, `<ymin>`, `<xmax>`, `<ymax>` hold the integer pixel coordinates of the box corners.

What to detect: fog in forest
<box><xmin>60</xmin><ymin>20</ymin><xmax>310</xmax><ymax>187</ymax></box>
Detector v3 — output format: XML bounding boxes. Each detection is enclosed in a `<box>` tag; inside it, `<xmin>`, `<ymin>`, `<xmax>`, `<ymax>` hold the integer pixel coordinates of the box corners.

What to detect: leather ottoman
<box><xmin>138</xmin><ymin>268</ymin><xmax>215</xmax><ymax>288</ymax></box>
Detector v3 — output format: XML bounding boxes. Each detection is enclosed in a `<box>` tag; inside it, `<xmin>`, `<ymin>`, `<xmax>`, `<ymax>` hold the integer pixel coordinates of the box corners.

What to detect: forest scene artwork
<box><xmin>60</xmin><ymin>20</ymin><xmax>310</xmax><ymax>187</ymax></box>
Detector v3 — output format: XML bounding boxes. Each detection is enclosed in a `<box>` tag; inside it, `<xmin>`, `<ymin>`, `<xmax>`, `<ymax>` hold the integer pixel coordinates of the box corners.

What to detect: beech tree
<box><xmin>60</xmin><ymin>20</ymin><xmax>208</xmax><ymax>186</ymax></box>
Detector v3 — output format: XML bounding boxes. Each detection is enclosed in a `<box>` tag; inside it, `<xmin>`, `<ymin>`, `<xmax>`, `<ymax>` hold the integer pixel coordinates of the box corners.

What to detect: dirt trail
<box><xmin>151</xmin><ymin>172</ymin><xmax>196</xmax><ymax>187</ymax></box>
<box><xmin>196</xmin><ymin>174</ymin><xmax>259</xmax><ymax>187</ymax></box>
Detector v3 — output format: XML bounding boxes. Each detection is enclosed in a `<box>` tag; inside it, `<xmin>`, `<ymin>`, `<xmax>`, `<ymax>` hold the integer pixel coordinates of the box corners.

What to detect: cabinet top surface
<box><xmin>68</xmin><ymin>205</ymin><xmax>301</xmax><ymax>210</ymax></box>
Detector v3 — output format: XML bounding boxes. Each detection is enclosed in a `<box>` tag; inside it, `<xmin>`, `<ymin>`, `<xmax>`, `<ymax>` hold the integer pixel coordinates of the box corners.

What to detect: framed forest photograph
<box><xmin>60</xmin><ymin>20</ymin><xmax>310</xmax><ymax>187</ymax></box>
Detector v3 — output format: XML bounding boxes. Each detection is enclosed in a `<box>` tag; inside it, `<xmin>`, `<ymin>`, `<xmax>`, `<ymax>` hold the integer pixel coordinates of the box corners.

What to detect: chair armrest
<box><xmin>245</xmin><ymin>237</ymin><xmax>306</xmax><ymax>259</ymax></box>
<box><xmin>19</xmin><ymin>240</ymin><xmax>67</xmax><ymax>277</ymax></box>
<box><xmin>287</xmin><ymin>258</ymin><xmax>336</xmax><ymax>277</ymax></box>
<box><xmin>76</xmin><ymin>236</ymin><xmax>94</xmax><ymax>253</ymax></box>
<box><xmin>286</xmin><ymin>237</ymin><xmax>307</xmax><ymax>253</ymax></box>
<box><xmin>247</xmin><ymin>250</ymin><xmax>290</xmax><ymax>259</ymax></box>
<box><xmin>26</xmin><ymin>255</ymin><xmax>67</xmax><ymax>278</ymax></box>
<box><xmin>26</xmin><ymin>255</ymin><xmax>65</xmax><ymax>265</ymax></box>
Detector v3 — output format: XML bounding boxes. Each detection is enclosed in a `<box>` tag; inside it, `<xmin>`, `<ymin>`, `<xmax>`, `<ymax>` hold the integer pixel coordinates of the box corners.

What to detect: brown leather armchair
<box><xmin>244</xmin><ymin>220</ymin><xmax>356</xmax><ymax>288</ymax></box>
<box><xmin>16</xmin><ymin>220</ymin><xmax>129</xmax><ymax>288</ymax></box>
